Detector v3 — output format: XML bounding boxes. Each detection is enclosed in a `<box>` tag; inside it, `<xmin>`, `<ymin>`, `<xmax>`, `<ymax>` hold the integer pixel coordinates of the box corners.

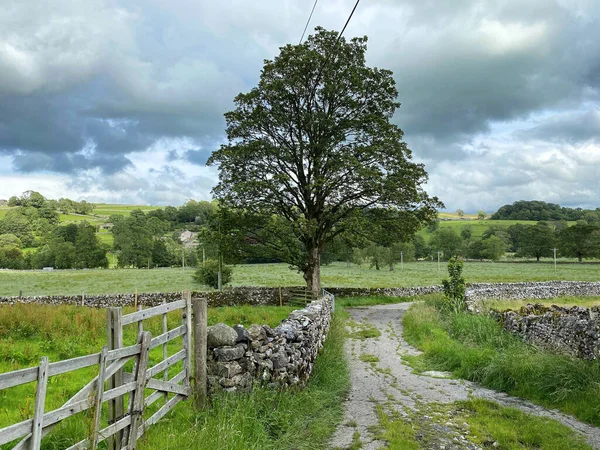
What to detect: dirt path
<box><xmin>329</xmin><ymin>303</ymin><xmax>600</xmax><ymax>449</ymax></box>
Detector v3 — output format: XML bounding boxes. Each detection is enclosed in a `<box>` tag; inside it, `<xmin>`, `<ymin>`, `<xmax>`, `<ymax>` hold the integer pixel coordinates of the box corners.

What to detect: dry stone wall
<box><xmin>490</xmin><ymin>304</ymin><xmax>600</xmax><ymax>361</ymax></box>
<box><xmin>0</xmin><ymin>287</ymin><xmax>290</xmax><ymax>308</ymax></box>
<box><xmin>206</xmin><ymin>297</ymin><xmax>333</xmax><ymax>392</ymax></box>
<box><xmin>466</xmin><ymin>281</ymin><xmax>600</xmax><ymax>305</ymax></box>
<box><xmin>0</xmin><ymin>285</ymin><xmax>442</xmax><ymax>308</ymax></box>
<box><xmin>3</xmin><ymin>281</ymin><xmax>600</xmax><ymax>309</ymax></box>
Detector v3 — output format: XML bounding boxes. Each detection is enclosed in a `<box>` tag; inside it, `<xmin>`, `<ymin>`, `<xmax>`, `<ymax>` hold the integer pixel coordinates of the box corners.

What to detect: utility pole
<box><xmin>553</xmin><ymin>248</ymin><xmax>557</xmax><ymax>272</ymax></box>
<box><xmin>182</xmin><ymin>248</ymin><xmax>185</xmax><ymax>270</ymax></box>
<box><xmin>400</xmin><ymin>251</ymin><xmax>404</xmax><ymax>272</ymax></box>
<box><xmin>437</xmin><ymin>252</ymin><xmax>441</xmax><ymax>274</ymax></box>
<box><xmin>202</xmin><ymin>246</ymin><xmax>206</xmax><ymax>267</ymax></box>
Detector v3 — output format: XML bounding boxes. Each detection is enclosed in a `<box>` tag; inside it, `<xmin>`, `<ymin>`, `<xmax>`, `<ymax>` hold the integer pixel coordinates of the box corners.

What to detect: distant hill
<box><xmin>491</xmin><ymin>200</ymin><xmax>600</xmax><ymax>222</ymax></box>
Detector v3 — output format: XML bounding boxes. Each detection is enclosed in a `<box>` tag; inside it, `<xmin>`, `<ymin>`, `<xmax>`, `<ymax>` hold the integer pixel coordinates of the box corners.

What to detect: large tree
<box><xmin>559</xmin><ymin>223</ymin><xmax>600</xmax><ymax>262</ymax></box>
<box><xmin>517</xmin><ymin>223</ymin><xmax>555</xmax><ymax>262</ymax></box>
<box><xmin>208</xmin><ymin>28</ymin><xmax>441</xmax><ymax>294</ymax></box>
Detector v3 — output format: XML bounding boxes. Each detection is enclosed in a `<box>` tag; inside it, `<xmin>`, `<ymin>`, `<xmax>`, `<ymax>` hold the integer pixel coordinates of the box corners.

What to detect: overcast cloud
<box><xmin>0</xmin><ymin>0</ymin><xmax>598</xmax><ymax>212</ymax></box>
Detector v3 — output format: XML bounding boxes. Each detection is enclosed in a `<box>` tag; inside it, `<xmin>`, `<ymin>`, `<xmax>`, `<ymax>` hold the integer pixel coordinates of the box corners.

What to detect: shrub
<box><xmin>193</xmin><ymin>259</ymin><xmax>232</xmax><ymax>289</ymax></box>
<box><xmin>441</xmin><ymin>257</ymin><xmax>466</xmax><ymax>313</ymax></box>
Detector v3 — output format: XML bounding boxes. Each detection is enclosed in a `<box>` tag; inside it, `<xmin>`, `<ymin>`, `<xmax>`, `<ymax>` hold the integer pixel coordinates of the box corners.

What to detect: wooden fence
<box><xmin>0</xmin><ymin>291</ymin><xmax>207</xmax><ymax>450</ymax></box>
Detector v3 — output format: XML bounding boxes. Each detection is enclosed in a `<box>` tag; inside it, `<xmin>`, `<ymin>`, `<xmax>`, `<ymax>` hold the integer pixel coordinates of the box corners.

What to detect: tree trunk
<box><xmin>304</xmin><ymin>246</ymin><xmax>321</xmax><ymax>297</ymax></box>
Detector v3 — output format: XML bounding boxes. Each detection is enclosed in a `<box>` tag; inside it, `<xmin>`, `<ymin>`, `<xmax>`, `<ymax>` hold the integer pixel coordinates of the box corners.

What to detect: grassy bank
<box><xmin>3</xmin><ymin>260</ymin><xmax>600</xmax><ymax>296</ymax></box>
<box><xmin>402</xmin><ymin>298</ymin><xmax>600</xmax><ymax>426</ymax></box>
<box><xmin>138</xmin><ymin>309</ymin><xmax>349</xmax><ymax>450</ymax></box>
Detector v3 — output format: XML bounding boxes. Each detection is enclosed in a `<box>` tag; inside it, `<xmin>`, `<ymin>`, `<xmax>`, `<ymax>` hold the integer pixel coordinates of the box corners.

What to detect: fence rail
<box><xmin>287</xmin><ymin>288</ymin><xmax>318</xmax><ymax>306</ymax></box>
<box><xmin>0</xmin><ymin>290</ymin><xmax>206</xmax><ymax>450</ymax></box>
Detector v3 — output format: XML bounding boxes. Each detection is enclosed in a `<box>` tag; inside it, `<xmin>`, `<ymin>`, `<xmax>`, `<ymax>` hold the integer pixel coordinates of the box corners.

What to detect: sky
<box><xmin>0</xmin><ymin>0</ymin><xmax>598</xmax><ymax>213</ymax></box>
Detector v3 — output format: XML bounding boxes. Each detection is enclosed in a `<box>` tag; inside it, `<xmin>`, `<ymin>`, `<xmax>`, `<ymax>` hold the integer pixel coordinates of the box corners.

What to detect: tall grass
<box><xmin>138</xmin><ymin>310</ymin><xmax>350</xmax><ymax>450</ymax></box>
<box><xmin>0</xmin><ymin>301</ymin><xmax>297</xmax><ymax>444</ymax></box>
<box><xmin>403</xmin><ymin>297</ymin><xmax>600</xmax><ymax>426</ymax></box>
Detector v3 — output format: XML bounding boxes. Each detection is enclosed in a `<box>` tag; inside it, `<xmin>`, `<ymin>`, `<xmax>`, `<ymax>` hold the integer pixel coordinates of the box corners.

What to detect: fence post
<box><xmin>127</xmin><ymin>331</ymin><xmax>151</xmax><ymax>449</ymax></box>
<box><xmin>162</xmin><ymin>298</ymin><xmax>169</xmax><ymax>404</ymax></box>
<box><xmin>107</xmin><ymin>307</ymin><xmax>124</xmax><ymax>450</ymax></box>
<box><xmin>192</xmin><ymin>297</ymin><xmax>207</xmax><ymax>409</ymax></box>
<box><xmin>182</xmin><ymin>291</ymin><xmax>193</xmax><ymax>395</ymax></box>
<box><xmin>31</xmin><ymin>356</ymin><xmax>49</xmax><ymax>449</ymax></box>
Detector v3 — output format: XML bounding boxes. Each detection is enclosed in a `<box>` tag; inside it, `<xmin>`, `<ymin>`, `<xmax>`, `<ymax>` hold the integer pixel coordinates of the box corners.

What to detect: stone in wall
<box><xmin>490</xmin><ymin>304</ymin><xmax>600</xmax><ymax>361</ymax></box>
<box><xmin>206</xmin><ymin>297</ymin><xmax>333</xmax><ymax>392</ymax></box>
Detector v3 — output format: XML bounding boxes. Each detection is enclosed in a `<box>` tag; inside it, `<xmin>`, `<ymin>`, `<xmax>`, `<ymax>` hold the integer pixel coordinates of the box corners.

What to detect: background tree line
<box><xmin>491</xmin><ymin>200</ymin><xmax>600</xmax><ymax>222</ymax></box>
<box><xmin>424</xmin><ymin>221</ymin><xmax>600</xmax><ymax>262</ymax></box>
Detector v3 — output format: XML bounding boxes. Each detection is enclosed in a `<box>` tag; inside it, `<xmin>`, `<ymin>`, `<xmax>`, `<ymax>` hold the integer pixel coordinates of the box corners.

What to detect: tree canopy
<box><xmin>208</xmin><ymin>28</ymin><xmax>441</xmax><ymax>293</ymax></box>
<box><xmin>492</xmin><ymin>200</ymin><xmax>600</xmax><ymax>222</ymax></box>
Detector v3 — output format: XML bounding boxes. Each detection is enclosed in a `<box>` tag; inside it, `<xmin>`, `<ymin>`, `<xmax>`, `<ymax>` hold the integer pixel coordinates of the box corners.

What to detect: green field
<box><xmin>91</xmin><ymin>203</ymin><xmax>161</xmax><ymax>217</ymax></box>
<box><xmin>1</xmin><ymin>261</ymin><xmax>600</xmax><ymax>297</ymax></box>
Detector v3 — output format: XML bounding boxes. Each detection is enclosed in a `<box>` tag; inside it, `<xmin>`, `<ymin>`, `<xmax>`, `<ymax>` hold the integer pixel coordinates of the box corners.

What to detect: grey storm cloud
<box><xmin>0</xmin><ymin>0</ymin><xmax>599</xmax><ymax>209</ymax></box>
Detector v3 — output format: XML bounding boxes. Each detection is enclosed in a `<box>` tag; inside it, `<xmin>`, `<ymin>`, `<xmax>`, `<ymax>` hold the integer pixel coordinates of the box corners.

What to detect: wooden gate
<box><xmin>0</xmin><ymin>291</ymin><xmax>194</xmax><ymax>450</ymax></box>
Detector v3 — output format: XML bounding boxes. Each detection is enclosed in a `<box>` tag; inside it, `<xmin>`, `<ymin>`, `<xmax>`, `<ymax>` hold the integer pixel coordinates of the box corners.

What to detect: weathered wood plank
<box><xmin>144</xmin><ymin>370</ymin><xmax>186</xmax><ymax>407</ymax></box>
<box><xmin>193</xmin><ymin>297</ymin><xmax>208</xmax><ymax>408</ymax></box>
<box><xmin>0</xmin><ymin>417</ymin><xmax>32</xmax><ymax>445</ymax></box>
<box><xmin>149</xmin><ymin>325</ymin><xmax>185</xmax><ymax>350</ymax></box>
<box><xmin>127</xmin><ymin>332</ymin><xmax>151</xmax><ymax>449</ymax></box>
<box><xmin>106</xmin><ymin>343</ymin><xmax>141</xmax><ymax>362</ymax></box>
<box><xmin>184</xmin><ymin>292</ymin><xmax>193</xmax><ymax>394</ymax></box>
<box><xmin>65</xmin><ymin>415</ymin><xmax>132</xmax><ymax>450</ymax></box>
<box><xmin>91</xmin><ymin>347</ymin><xmax>107</xmax><ymax>450</ymax></box>
<box><xmin>31</xmin><ymin>356</ymin><xmax>49</xmax><ymax>448</ymax></box>
<box><xmin>121</xmin><ymin>299</ymin><xmax>185</xmax><ymax>325</ymax></box>
<box><xmin>49</xmin><ymin>353</ymin><xmax>101</xmax><ymax>377</ymax></box>
<box><xmin>0</xmin><ymin>366</ymin><xmax>37</xmax><ymax>389</ymax></box>
<box><xmin>107</xmin><ymin>307</ymin><xmax>124</xmax><ymax>450</ymax></box>
<box><xmin>162</xmin><ymin>298</ymin><xmax>168</xmax><ymax>405</ymax></box>
<box><xmin>146</xmin><ymin>349</ymin><xmax>186</xmax><ymax>379</ymax></box>
<box><xmin>138</xmin><ymin>394</ymin><xmax>184</xmax><ymax>437</ymax></box>
<box><xmin>145</xmin><ymin>378</ymin><xmax>189</xmax><ymax>397</ymax></box>
<box><xmin>137</xmin><ymin>304</ymin><xmax>143</xmax><ymax>336</ymax></box>
<box><xmin>103</xmin><ymin>381</ymin><xmax>136</xmax><ymax>403</ymax></box>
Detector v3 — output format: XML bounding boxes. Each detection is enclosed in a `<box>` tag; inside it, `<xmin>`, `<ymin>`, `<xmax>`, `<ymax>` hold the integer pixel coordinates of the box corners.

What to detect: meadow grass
<box><xmin>2</xmin><ymin>261</ymin><xmax>600</xmax><ymax>296</ymax></box>
<box><xmin>58</xmin><ymin>213</ymin><xmax>102</xmax><ymax>224</ymax></box>
<box><xmin>481</xmin><ymin>295</ymin><xmax>600</xmax><ymax>310</ymax></box>
<box><xmin>402</xmin><ymin>297</ymin><xmax>600</xmax><ymax>427</ymax></box>
<box><xmin>91</xmin><ymin>204</ymin><xmax>161</xmax><ymax>217</ymax></box>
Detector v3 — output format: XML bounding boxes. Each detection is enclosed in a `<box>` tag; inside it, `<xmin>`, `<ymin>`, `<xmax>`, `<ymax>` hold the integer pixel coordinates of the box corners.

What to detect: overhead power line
<box><xmin>308</xmin><ymin>0</ymin><xmax>362</xmax><ymax>100</ymax></box>
<box><xmin>337</xmin><ymin>0</ymin><xmax>361</xmax><ymax>45</ymax></box>
<box><xmin>299</xmin><ymin>0</ymin><xmax>319</xmax><ymax>44</ymax></box>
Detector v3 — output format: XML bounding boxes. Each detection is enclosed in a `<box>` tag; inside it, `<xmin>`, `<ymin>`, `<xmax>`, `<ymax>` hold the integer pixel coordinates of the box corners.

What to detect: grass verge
<box><xmin>137</xmin><ymin>309</ymin><xmax>350</xmax><ymax>449</ymax></box>
<box><xmin>402</xmin><ymin>297</ymin><xmax>600</xmax><ymax>426</ymax></box>
<box><xmin>372</xmin><ymin>398</ymin><xmax>591</xmax><ymax>449</ymax></box>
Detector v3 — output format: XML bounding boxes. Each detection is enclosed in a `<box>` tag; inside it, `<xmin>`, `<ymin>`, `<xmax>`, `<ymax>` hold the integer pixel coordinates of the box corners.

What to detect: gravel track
<box><xmin>329</xmin><ymin>303</ymin><xmax>600</xmax><ymax>449</ymax></box>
